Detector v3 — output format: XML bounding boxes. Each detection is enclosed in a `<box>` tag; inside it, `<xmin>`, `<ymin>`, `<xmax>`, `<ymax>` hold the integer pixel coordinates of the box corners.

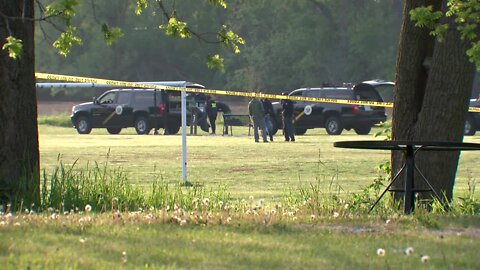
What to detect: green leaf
<box><xmin>45</xmin><ymin>0</ymin><xmax>79</xmax><ymax>25</ymax></box>
<box><xmin>218</xmin><ymin>25</ymin><xmax>245</xmax><ymax>54</ymax></box>
<box><xmin>52</xmin><ymin>26</ymin><xmax>83</xmax><ymax>56</ymax></box>
<box><xmin>2</xmin><ymin>36</ymin><xmax>23</xmax><ymax>59</ymax></box>
<box><xmin>159</xmin><ymin>17</ymin><xmax>191</xmax><ymax>39</ymax></box>
<box><xmin>208</xmin><ymin>0</ymin><xmax>227</xmax><ymax>9</ymax></box>
<box><xmin>135</xmin><ymin>0</ymin><xmax>148</xmax><ymax>15</ymax></box>
<box><xmin>101</xmin><ymin>24</ymin><xmax>124</xmax><ymax>45</ymax></box>
<box><xmin>207</xmin><ymin>54</ymin><xmax>225</xmax><ymax>71</ymax></box>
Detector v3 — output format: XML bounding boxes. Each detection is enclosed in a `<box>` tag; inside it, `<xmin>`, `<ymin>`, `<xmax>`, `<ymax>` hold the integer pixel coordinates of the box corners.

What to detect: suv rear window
<box><xmin>133</xmin><ymin>91</ymin><xmax>162</xmax><ymax>106</ymax></box>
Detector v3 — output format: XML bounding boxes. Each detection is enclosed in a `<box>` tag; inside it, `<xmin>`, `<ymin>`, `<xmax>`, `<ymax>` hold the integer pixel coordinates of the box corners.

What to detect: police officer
<box><xmin>281</xmin><ymin>92</ymin><xmax>295</xmax><ymax>142</ymax></box>
<box><xmin>205</xmin><ymin>95</ymin><xmax>218</xmax><ymax>134</ymax></box>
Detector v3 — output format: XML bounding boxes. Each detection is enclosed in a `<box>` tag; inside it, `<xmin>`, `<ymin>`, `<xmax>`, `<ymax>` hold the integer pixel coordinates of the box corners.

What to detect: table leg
<box><xmin>404</xmin><ymin>146</ymin><xmax>415</xmax><ymax>214</ymax></box>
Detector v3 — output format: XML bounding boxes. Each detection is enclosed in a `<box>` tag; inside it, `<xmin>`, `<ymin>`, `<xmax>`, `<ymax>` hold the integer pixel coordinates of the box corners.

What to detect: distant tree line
<box><xmin>35</xmin><ymin>0</ymin><xmax>403</xmax><ymax>100</ymax></box>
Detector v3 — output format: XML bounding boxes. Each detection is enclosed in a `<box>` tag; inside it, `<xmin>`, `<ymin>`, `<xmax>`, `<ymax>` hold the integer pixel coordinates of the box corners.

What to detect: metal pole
<box><xmin>181</xmin><ymin>84</ymin><xmax>187</xmax><ymax>184</ymax></box>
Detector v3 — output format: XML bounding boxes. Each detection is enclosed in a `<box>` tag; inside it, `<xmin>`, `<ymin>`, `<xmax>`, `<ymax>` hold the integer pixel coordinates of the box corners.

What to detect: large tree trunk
<box><xmin>0</xmin><ymin>1</ymin><xmax>39</xmax><ymax>209</ymax></box>
<box><xmin>392</xmin><ymin>0</ymin><xmax>475</xmax><ymax>204</ymax></box>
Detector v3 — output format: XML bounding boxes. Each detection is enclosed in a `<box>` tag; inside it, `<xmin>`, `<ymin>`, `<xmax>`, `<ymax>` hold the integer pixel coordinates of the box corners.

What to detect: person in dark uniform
<box><xmin>281</xmin><ymin>92</ymin><xmax>295</xmax><ymax>142</ymax></box>
<box><xmin>261</xmin><ymin>97</ymin><xmax>274</xmax><ymax>142</ymax></box>
<box><xmin>205</xmin><ymin>95</ymin><xmax>218</xmax><ymax>134</ymax></box>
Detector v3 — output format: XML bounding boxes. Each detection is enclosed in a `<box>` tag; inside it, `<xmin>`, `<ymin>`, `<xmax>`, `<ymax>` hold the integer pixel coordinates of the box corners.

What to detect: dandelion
<box><xmin>271</xmin><ymin>209</ymin><xmax>276</xmax><ymax>215</ymax></box>
<box><xmin>344</xmin><ymin>204</ymin><xmax>349</xmax><ymax>210</ymax></box>
<box><xmin>85</xmin><ymin>204</ymin><xmax>92</xmax><ymax>213</ymax></box>
<box><xmin>310</xmin><ymin>214</ymin><xmax>316</xmax><ymax>220</ymax></box>
<box><xmin>420</xmin><ymin>255</ymin><xmax>430</xmax><ymax>263</ymax></box>
<box><xmin>79</xmin><ymin>238</ymin><xmax>86</xmax><ymax>244</ymax></box>
<box><xmin>218</xmin><ymin>201</ymin><xmax>224</xmax><ymax>208</ymax></box>
<box><xmin>249</xmin><ymin>195</ymin><xmax>254</xmax><ymax>201</ymax></box>
<box><xmin>226</xmin><ymin>217</ymin><xmax>232</xmax><ymax>223</ymax></box>
<box><xmin>404</xmin><ymin>247</ymin><xmax>414</xmax><ymax>255</ymax></box>
<box><xmin>259</xmin><ymin>199</ymin><xmax>265</xmax><ymax>205</ymax></box>
<box><xmin>122</xmin><ymin>251</ymin><xmax>127</xmax><ymax>263</ymax></box>
<box><xmin>333</xmin><ymin>212</ymin><xmax>340</xmax><ymax>218</ymax></box>
<box><xmin>385</xmin><ymin>219</ymin><xmax>391</xmax><ymax>225</ymax></box>
<box><xmin>202</xmin><ymin>198</ymin><xmax>210</xmax><ymax>206</ymax></box>
<box><xmin>377</xmin><ymin>248</ymin><xmax>386</xmax><ymax>256</ymax></box>
<box><xmin>180</xmin><ymin>219</ymin><xmax>187</xmax><ymax>226</ymax></box>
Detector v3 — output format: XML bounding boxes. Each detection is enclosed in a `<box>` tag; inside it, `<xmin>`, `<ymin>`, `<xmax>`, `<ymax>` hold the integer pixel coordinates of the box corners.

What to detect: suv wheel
<box><xmin>165</xmin><ymin>124</ymin><xmax>180</xmax><ymax>135</ymax></box>
<box><xmin>354</xmin><ymin>126</ymin><xmax>371</xmax><ymax>135</ymax></box>
<box><xmin>75</xmin><ymin>116</ymin><xmax>92</xmax><ymax>134</ymax></box>
<box><xmin>107</xmin><ymin>128</ymin><xmax>122</xmax><ymax>134</ymax></box>
<box><xmin>325</xmin><ymin>116</ymin><xmax>343</xmax><ymax>135</ymax></box>
<box><xmin>135</xmin><ymin>116</ymin><xmax>151</xmax><ymax>135</ymax></box>
<box><xmin>295</xmin><ymin>128</ymin><xmax>307</xmax><ymax>135</ymax></box>
<box><xmin>465</xmin><ymin>116</ymin><xmax>476</xmax><ymax>136</ymax></box>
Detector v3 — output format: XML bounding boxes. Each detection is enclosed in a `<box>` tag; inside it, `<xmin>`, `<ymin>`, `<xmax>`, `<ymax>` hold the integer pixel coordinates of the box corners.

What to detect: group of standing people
<box><xmin>248</xmin><ymin>92</ymin><xmax>295</xmax><ymax>143</ymax></box>
<box><xmin>203</xmin><ymin>93</ymin><xmax>296</xmax><ymax>142</ymax></box>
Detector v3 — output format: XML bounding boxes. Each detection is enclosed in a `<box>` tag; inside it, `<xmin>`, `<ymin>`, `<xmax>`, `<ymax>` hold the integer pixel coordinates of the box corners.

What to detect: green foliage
<box><xmin>410</xmin><ymin>6</ymin><xmax>444</xmax><ymax>30</ymax></box>
<box><xmin>135</xmin><ymin>0</ymin><xmax>148</xmax><ymax>15</ymax></box>
<box><xmin>373</xmin><ymin>120</ymin><xmax>392</xmax><ymax>140</ymax></box>
<box><xmin>2</xmin><ymin>36</ymin><xmax>23</xmax><ymax>59</ymax></box>
<box><xmin>218</xmin><ymin>25</ymin><xmax>245</xmax><ymax>54</ymax></box>
<box><xmin>410</xmin><ymin>1</ymin><xmax>480</xmax><ymax>69</ymax></box>
<box><xmin>45</xmin><ymin>0</ymin><xmax>79</xmax><ymax>25</ymax></box>
<box><xmin>101</xmin><ymin>24</ymin><xmax>124</xmax><ymax>46</ymax></box>
<box><xmin>208</xmin><ymin>0</ymin><xmax>227</xmax><ymax>9</ymax></box>
<box><xmin>207</xmin><ymin>54</ymin><xmax>225</xmax><ymax>71</ymax></box>
<box><xmin>52</xmin><ymin>26</ymin><xmax>82</xmax><ymax>56</ymax></box>
<box><xmin>160</xmin><ymin>17</ymin><xmax>192</xmax><ymax>39</ymax></box>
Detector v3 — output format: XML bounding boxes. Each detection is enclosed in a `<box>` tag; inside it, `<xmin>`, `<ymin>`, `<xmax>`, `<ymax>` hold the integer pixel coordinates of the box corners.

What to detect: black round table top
<box><xmin>334</xmin><ymin>140</ymin><xmax>480</xmax><ymax>151</ymax></box>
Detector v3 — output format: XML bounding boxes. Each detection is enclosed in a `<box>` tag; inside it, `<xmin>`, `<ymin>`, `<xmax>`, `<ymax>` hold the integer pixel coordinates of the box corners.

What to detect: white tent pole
<box><xmin>181</xmin><ymin>83</ymin><xmax>187</xmax><ymax>184</ymax></box>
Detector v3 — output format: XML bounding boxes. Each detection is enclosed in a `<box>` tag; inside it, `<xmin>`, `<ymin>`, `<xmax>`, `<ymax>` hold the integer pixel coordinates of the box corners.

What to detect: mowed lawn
<box><xmin>39</xmin><ymin>124</ymin><xmax>480</xmax><ymax>201</ymax></box>
<box><xmin>0</xmin><ymin>125</ymin><xmax>479</xmax><ymax>269</ymax></box>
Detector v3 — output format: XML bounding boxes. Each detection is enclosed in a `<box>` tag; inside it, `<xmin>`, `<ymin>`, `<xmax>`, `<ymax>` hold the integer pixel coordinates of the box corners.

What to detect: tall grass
<box><xmin>35</xmin><ymin>156</ymin><xmax>480</xmax><ymax>217</ymax></box>
<box><xmin>40</xmin><ymin>156</ymin><xmax>233</xmax><ymax>213</ymax></box>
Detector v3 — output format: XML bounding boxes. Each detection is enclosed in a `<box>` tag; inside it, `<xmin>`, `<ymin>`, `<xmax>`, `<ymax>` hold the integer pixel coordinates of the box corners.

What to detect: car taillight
<box><xmin>158</xmin><ymin>103</ymin><xmax>165</xmax><ymax>116</ymax></box>
<box><xmin>352</xmin><ymin>105</ymin><xmax>359</xmax><ymax>114</ymax></box>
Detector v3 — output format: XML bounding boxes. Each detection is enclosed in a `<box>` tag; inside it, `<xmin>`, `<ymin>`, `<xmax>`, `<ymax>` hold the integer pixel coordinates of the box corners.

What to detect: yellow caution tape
<box><xmin>35</xmin><ymin>72</ymin><xmax>480</xmax><ymax>112</ymax></box>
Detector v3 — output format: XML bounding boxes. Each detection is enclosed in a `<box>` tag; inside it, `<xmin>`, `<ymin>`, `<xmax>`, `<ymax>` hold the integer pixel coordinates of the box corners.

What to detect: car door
<box><xmin>111</xmin><ymin>91</ymin><xmax>133</xmax><ymax>127</ymax></box>
<box><xmin>91</xmin><ymin>91</ymin><xmax>118</xmax><ymax>127</ymax></box>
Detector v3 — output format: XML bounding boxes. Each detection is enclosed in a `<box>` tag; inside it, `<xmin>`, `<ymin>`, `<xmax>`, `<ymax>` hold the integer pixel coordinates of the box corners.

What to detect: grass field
<box><xmin>0</xmin><ymin>123</ymin><xmax>479</xmax><ymax>269</ymax></box>
<box><xmin>38</xmin><ymin>124</ymin><xmax>480</xmax><ymax>202</ymax></box>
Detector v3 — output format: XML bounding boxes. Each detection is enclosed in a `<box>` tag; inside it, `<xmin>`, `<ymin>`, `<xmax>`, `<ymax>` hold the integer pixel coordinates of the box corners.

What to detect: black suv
<box><xmin>465</xmin><ymin>98</ymin><xmax>480</xmax><ymax>136</ymax></box>
<box><xmin>272</xmin><ymin>81</ymin><xmax>392</xmax><ymax>135</ymax></box>
<box><xmin>71</xmin><ymin>83</ymin><xmax>205</xmax><ymax>135</ymax></box>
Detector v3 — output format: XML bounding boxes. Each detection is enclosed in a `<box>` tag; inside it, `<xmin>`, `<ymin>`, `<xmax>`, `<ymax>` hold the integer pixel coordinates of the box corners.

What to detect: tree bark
<box><xmin>0</xmin><ymin>1</ymin><xmax>39</xmax><ymax>209</ymax></box>
<box><xmin>392</xmin><ymin>0</ymin><xmax>475</xmax><ymax>204</ymax></box>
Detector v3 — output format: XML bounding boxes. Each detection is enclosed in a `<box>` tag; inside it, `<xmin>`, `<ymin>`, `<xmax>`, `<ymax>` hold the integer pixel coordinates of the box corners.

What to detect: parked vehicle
<box><xmin>272</xmin><ymin>80</ymin><xmax>392</xmax><ymax>135</ymax></box>
<box><xmin>465</xmin><ymin>98</ymin><xmax>480</xmax><ymax>136</ymax></box>
<box><xmin>70</xmin><ymin>83</ymin><xmax>205</xmax><ymax>135</ymax></box>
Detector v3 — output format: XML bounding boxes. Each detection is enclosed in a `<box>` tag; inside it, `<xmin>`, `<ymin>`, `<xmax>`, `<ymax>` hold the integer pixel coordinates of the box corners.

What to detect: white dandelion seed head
<box><xmin>202</xmin><ymin>198</ymin><xmax>210</xmax><ymax>205</ymax></box>
<box><xmin>271</xmin><ymin>209</ymin><xmax>276</xmax><ymax>214</ymax></box>
<box><xmin>122</xmin><ymin>251</ymin><xmax>127</xmax><ymax>256</ymax></box>
<box><xmin>79</xmin><ymin>238</ymin><xmax>86</xmax><ymax>244</ymax></box>
<box><xmin>333</xmin><ymin>212</ymin><xmax>340</xmax><ymax>218</ymax></box>
<box><xmin>385</xmin><ymin>219</ymin><xmax>391</xmax><ymax>225</ymax></box>
<box><xmin>421</xmin><ymin>255</ymin><xmax>430</xmax><ymax>263</ymax></box>
<box><xmin>377</xmin><ymin>248</ymin><xmax>386</xmax><ymax>256</ymax></box>
<box><xmin>180</xmin><ymin>219</ymin><xmax>187</xmax><ymax>226</ymax></box>
<box><xmin>405</xmin><ymin>247</ymin><xmax>414</xmax><ymax>255</ymax></box>
<box><xmin>310</xmin><ymin>214</ymin><xmax>316</xmax><ymax>220</ymax></box>
<box><xmin>85</xmin><ymin>204</ymin><xmax>92</xmax><ymax>213</ymax></box>
<box><xmin>249</xmin><ymin>195</ymin><xmax>254</xmax><ymax>201</ymax></box>
<box><xmin>344</xmin><ymin>204</ymin><xmax>349</xmax><ymax>210</ymax></box>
